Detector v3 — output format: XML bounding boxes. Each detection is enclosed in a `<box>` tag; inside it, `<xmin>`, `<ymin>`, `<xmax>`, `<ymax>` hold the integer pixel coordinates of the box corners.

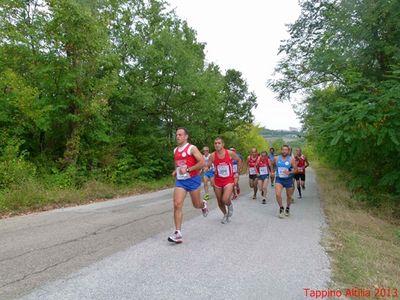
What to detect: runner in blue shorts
<box><xmin>201</xmin><ymin>146</ymin><xmax>214</xmax><ymax>200</ymax></box>
<box><xmin>168</xmin><ymin>128</ymin><xmax>209</xmax><ymax>244</ymax></box>
<box><xmin>273</xmin><ymin>145</ymin><xmax>297</xmax><ymax>218</ymax></box>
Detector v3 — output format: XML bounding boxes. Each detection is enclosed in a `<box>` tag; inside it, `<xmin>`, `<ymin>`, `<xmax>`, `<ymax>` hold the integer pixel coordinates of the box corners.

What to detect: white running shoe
<box><xmin>168</xmin><ymin>231</ymin><xmax>183</xmax><ymax>244</ymax></box>
<box><xmin>221</xmin><ymin>214</ymin><xmax>230</xmax><ymax>224</ymax></box>
<box><xmin>202</xmin><ymin>200</ymin><xmax>209</xmax><ymax>217</ymax></box>
<box><xmin>228</xmin><ymin>204</ymin><xmax>233</xmax><ymax>217</ymax></box>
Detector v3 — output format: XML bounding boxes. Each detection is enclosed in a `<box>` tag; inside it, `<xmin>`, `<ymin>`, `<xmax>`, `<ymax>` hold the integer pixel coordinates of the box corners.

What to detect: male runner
<box><xmin>247</xmin><ymin>148</ymin><xmax>259</xmax><ymax>199</ymax></box>
<box><xmin>294</xmin><ymin>148</ymin><xmax>309</xmax><ymax>198</ymax></box>
<box><xmin>202</xmin><ymin>146</ymin><xmax>214</xmax><ymax>200</ymax></box>
<box><xmin>274</xmin><ymin>145</ymin><xmax>297</xmax><ymax>218</ymax></box>
<box><xmin>230</xmin><ymin>147</ymin><xmax>240</xmax><ymax>199</ymax></box>
<box><xmin>256</xmin><ymin>151</ymin><xmax>271</xmax><ymax>204</ymax></box>
<box><xmin>168</xmin><ymin>128</ymin><xmax>209</xmax><ymax>244</ymax></box>
<box><xmin>268</xmin><ymin>147</ymin><xmax>276</xmax><ymax>187</ymax></box>
<box><xmin>208</xmin><ymin>138</ymin><xmax>242</xmax><ymax>224</ymax></box>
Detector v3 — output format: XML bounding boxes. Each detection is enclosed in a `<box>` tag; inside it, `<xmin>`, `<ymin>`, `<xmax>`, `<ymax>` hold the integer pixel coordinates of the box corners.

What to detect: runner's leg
<box><xmin>173</xmin><ymin>187</ymin><xmax>187</xmax><ymax>231</ymax></box>
<box><xmin>214</xmin><ymin>186</ymin><xmax>226</xmax><ymax>215</ymax></box>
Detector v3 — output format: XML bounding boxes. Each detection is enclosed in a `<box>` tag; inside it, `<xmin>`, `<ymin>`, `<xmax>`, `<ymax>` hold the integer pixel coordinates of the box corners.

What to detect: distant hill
<box><xmin>260</xmin><ymin>128</ymin><xmax>303</xmax><ymax>142</ymax></box>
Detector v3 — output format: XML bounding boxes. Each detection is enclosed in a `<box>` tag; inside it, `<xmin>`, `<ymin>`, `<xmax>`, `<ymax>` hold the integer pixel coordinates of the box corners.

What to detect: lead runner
<box><xmin>168</xmin><ymin>127</ymin><xmax>209</xmax><ymax>244</ymax></box>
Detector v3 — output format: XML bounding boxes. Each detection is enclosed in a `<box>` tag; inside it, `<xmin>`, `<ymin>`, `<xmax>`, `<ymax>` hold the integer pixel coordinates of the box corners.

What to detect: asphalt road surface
<box><xmin>1</xmin><ymin>169</ymin><xmax>330</xmax><ymax>299</ymax></box>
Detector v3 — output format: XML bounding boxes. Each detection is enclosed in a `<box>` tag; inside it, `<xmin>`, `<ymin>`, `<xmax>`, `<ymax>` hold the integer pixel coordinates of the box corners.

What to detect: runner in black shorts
<box><xmin>247</xmin><ymin>148</ymin><xmax>259</xmax><ymax>199</ymax></box>
<box><xmin>294</xmin><ymin>148</ymin><xmax>309</xmax><ymax>198</ymax></box>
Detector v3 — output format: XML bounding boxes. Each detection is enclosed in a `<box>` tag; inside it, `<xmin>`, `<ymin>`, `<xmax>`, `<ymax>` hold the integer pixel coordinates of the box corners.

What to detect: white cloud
<box><xmin>168</xmin><ymin>0</ymin><xmax>302</xmax><ymax>130</ymax></box>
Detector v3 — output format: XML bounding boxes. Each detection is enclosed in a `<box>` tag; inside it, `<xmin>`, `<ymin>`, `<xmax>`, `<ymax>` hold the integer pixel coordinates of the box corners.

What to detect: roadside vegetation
<box><xmin>314</xmin><ymin>161</ymin><xmax>400</xmax><ymax>290</ymax></box>
<box><xmin>0</xmin><ymin>0</ymin><xmax>268</xmax><ymax>216</ymax></box>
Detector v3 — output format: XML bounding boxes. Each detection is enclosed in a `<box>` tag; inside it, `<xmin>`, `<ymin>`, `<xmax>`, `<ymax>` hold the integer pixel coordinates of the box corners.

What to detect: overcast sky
<box><xmin>167</xmin><ymin>0</ymin><xmax>302</xmax><ymax>130</ymax></box>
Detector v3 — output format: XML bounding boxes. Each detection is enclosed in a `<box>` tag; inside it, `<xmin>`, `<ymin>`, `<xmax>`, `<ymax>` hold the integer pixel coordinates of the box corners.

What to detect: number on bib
<box><xmin>232</xmin><ymin>164</ymin><xmax>238</xmax><ymax>173</ymax></box>
<box><xmin>249</xmin><ymin>167</ymin><xmax>256</xmax><ymax>175</ymax></box>
<box><xmin>259</xmin><ymin>166</ymin><xmax>268</xmax><ymax>175</ymax></box>
<box><xmin>217</xmin><ymin>164</ymin><xmax>230</xmax><ymax>178</ymax></box>
<box><xmin>278</xmin><ymin>167</ymin><xmax>289</xmax><ymax>178</ymax></box>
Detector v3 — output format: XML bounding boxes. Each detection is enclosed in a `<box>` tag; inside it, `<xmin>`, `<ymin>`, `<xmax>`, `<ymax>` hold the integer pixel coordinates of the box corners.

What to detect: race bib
<box><xmin>278</xmin><ymin>167</ymin><xmax>289</xmax><ymax>178</ymax></box>
<box><xmin>259</xmin><ymin>166</ymin><xmax>268</xmax><ymax>175</ymax></box>
<box><xmin>176</xmin><ymin>160</ymin><xmax>190</xmax><ymax>180</ymax></box>
<box><xmin>249</xmin><ymin>167</ymin><xmax>256</xmax><ymax>175</ymax></box>
<box><xmin>217</xmin><ymin>164</ymin><xmax>230</xmax><ymax>178</ymax></box>
<box><xmin>232</xmin><ymin>164</ymin><xmax>238</xmax><ymax>173</ymax></box>
<box><xmin>297</xmin><ymin>167</ymin><xmax>304</xmax><ymax>173</ymax></box>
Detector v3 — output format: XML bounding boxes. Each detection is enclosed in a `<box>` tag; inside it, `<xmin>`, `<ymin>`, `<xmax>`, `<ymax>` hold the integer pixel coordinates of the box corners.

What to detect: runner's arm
<box><xmin>291</xmin><ymin>158</ymin><xmax>298</xmax><ymax>175</ymax></box>
<box><xmin>188</xmin><ymin>146</ymin><xmax>206</xmax><ymax>172</ymax></box>
<box><xmin>230</xmin><ymin>151</ymin><xmax>243</xmax><ymax>173</ymax></box>
<box><xmin>267</xmin><ymin>159</ymin><xmax>272</xmax><ymax>173</ymax></box>
<box><xmin>206</xmin><ymin>153</ymin><xmax>214</xmax><ymax>170</ymax></box>
<box><xmin>304</xmin><ymin>156</ymin><xmax>310</xmax><ymax>168</ymax></box>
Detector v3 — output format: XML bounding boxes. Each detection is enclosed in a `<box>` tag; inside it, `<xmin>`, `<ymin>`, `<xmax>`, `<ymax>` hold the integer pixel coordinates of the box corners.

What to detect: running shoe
<box><xmin>302</xmin><ymin>185</ymin><xmax>305</xmax><ymax>190</ymax></box>
<box><xmin>285</xmin><ymin>207</ymin><xmax>290</xmax><ymax>217</ymax></box>
<box><xmin>297</xmin><ymin>195</ymin><xmax>302</xmax><ymax>199</ymax></box>
<box><xmin>202</xmin><ymin>200</ymin><xmax>209</xmax><ymax>217</ymax></box>
<box><xmin>168</xmin><ymin>231</ymin><xmax>183</xmax><ymax>244</ymax></box>
<box><xmin>271</xmin><ymin>183</ymin><xmax>274</xmax><ymax>187</ymax></box>
<box><xmin>228</xmin><ymin>204</ymin><xmax>233</xmax><ymax>217</ymax></box>
<box><xmin>232</xmin><ymin>193</ymin><xmax>237</xmax><ymax>200</ymax></box>
<box><xmin>262</xmin><ymin>199</ymin><xmax>266</xmax><ymax>204</ymax></box>
<box><xmin>203</xmin><ymin>193</ymin><xmax>210</xmax><ymax>201</ymax></box>
<box><xmin>221</xmin><ymin>214</ymin><xmax>230</xmax><ymax>224</ymax></box>
<box><xmin>279</xmin><ymin>207</ymin><xmax>285</xmax><ymax>218</ymax></box>
<box><xmin>237</xmin><ymin>186</ymin><xmax>241</xmax><ymax>195</ymax></box>
<box><xmin>252</xmin><ymin>194</ymin><xmax>256</xmax><ymax>200</ymax></box>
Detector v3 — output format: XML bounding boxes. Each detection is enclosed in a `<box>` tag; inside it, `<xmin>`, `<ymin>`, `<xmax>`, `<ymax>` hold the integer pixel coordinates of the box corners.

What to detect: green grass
<box><xmin>0</xmin><ymin>176</ymin><xmax>175</xmax><ymax>218</ymax></box>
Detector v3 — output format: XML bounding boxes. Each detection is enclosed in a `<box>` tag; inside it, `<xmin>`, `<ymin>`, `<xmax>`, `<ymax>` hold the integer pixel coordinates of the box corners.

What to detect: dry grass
<box><xmin>314</xmin><ymin>162</ymin><xmax>400</xmax><ymax>290</ymax></box>
<box><xmin>0</xmin><ymin>177</ymin><xmax>175</xmax><ymax>219</ymax></box>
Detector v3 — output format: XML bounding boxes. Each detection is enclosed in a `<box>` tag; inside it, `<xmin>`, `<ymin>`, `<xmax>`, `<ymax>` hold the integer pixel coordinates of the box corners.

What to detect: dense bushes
<box><xmin>270</xmin><ymin>0</ymin><xmax>400</xmax><ymax>200</ymax></box>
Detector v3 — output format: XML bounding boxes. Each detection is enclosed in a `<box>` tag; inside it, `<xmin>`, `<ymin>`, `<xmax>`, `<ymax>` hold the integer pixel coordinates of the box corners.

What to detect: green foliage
<box><xmin>270</xmin><ymin>0</ymin><xmax>400</xmax><ymax>198</ymax></box>
<box><xmin>0</xmin><ymin>0</ymin><xmax>261</xmax><ymax>213</ymax></box>
<box><xmin>222</xmin><ymin>124</ymin><xmax>269</xmax><ymax>156</ymax></box>
<box><xmin>0</xmin><ymin>139</ymin><xmax>37</xmax><ymax>190</ymax></box>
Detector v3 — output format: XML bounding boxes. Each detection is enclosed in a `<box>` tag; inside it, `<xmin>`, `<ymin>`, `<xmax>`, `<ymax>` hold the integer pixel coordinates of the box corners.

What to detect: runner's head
<box><xmin>260</xmin><ymin>151</ymin><xmax>268</xmax><ymax>159</ymax></box>
<box><xmin>250</xmin><ymin>148</ymin><xmax>257</xmax><ymax>157</ymax></box>
<box><xmin>281</xmin><ymin>144</ymin><xmax>290</xmax><ymax>157</ymax></box>
<box><xmin>214</xmin><ymin>137</ymin><xmax>225</xmax><ymax>152</ymax></box>
<box><xmin>269</xmin><ymin>147</ymin><xmax>275</xmax><ymax>154</ymax></box>
<box><xmin>203</xmin><ymin>146</ymin><xmax>210</xmax><ymax>154</ymax></box>
<box><xmin>229</xmin><ymin>147</ymin><xmax>236</xmax><ymax>153</ymax></box>
<box><xmin>295</xmin><ymin>148</ymin><xmax>302</xmax><ymax>156</ymax></box>
<box><xmin>176</xmin><ymin>127</ymin><xmax>189</xmax><ymax>146</ymax></box>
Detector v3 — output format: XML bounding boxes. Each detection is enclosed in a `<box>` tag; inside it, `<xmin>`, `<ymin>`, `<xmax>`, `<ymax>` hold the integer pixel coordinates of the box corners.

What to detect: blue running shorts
<box><xmin>275</xmin><ymin>177</ymin><xmax>294</xmax><ymax>188</ymax></box>
<box><xmin>176</xmin><ymin>175</ymin><xmax>201</xmax><ymax>192</ymax></box>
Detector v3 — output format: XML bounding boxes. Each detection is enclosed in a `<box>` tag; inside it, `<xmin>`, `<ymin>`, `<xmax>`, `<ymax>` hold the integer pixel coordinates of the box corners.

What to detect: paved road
<box><xmin>1</xmin><ymin>169</ymin><xmax>330</xmax><ymax>299</ymax></box>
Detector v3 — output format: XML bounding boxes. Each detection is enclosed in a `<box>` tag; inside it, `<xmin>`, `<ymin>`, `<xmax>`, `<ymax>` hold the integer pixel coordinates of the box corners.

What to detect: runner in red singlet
<box><xmin>247</xmin><ymin>148</ymin><xmax>259</xmax><ymax>199</ymax></box>
<box><xmin>207</xmin><ymin>137</ymin><xmax>242</xmax><ymax>224</ymax></box>
<box><xmin>294</xmin><ymin>148</ymin><xmax>309</xmax><ymax>199</ymax></box>
<box><xmin>168</xmin><ymin>128</ymin><xmax>209</xmax><ymax>244</ymax></box>
<box><xmin>256</xmin><ymin>151</ymin><xmax>272</xmax><ymax>204</ymax></box>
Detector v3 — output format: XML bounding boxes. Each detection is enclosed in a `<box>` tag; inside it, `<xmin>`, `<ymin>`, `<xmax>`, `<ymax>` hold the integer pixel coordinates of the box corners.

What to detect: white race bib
<box><xmin>233</xmin><ymin>164</ymin><xmax>238</xmax><ymax>173</ymax></box>
<box><xmin>297</xmin><ymin>167</ymin><xmax>304</xmax><ymax>173</ymax></box>
<box><xmin>259</xmin><ymin>166</ymin><xmax>268</xmax><ymax>175</ymax></box>
<box><xmin>249</xmin><ymin>167</ymin><xmax>256</xmax><ymax>175</ymax></box>
<box><xmin>278</xmin><ymin>167</ymin><xmax>289</xmax><ymax>178</ymax></box>
<box><xmin>176</xmin><ymin>160</ymin><xmax>190</xmax><ymax>180</ymax></box>
<box><xmin>217</xmin><ymin>164</ymin><xmax>230</xmax><ymax>178</ymax></box>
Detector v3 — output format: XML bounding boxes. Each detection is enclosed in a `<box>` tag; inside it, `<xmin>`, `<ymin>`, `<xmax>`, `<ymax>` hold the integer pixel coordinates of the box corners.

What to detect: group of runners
<box><xmin>168</xmin><ymin>127</ymin><xmax>309</xmax><ymax>244</ymax></box>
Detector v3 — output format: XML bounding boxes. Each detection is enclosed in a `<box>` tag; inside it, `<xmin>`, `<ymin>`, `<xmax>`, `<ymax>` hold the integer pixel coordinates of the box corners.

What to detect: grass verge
<box><xmin>0</xmin><ymin>176</ymin><xmax>175</xmax><ymax>218</ymax></box>
<box><xmin>314</xmin><ymin>161</ymin><xmax>400</xmax><ymax>292</ymax></box>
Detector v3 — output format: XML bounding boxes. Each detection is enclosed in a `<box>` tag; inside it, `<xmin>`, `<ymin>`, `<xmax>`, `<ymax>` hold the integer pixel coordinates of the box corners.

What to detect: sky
<box><xmin>167</xmin><ymin>0</ymin><xmax>302</xmax><ymax>130</ymax></box>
